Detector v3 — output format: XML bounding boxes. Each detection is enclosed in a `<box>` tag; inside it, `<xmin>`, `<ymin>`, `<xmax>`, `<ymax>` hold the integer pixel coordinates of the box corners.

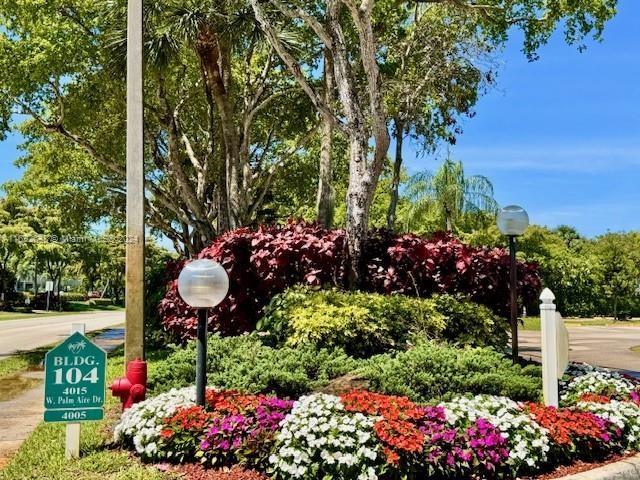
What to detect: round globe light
<box><xmin>497</xmin><ymin>205</ymin><xmax>529</xmax><ymax>236</ymax></box>
<box><xmin>177</xmin><ymin>259</ymin><xmax>229</xmax><ymax>308</ymax></box>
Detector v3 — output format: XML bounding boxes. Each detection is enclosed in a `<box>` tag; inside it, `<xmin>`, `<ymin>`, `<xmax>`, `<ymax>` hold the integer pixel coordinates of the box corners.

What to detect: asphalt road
<box><xmin>520</xmin><ymin>325</ymin><xmax>640</xmax><ymax>375</ymax></box>
<box><xmin>0</xmin><ymin>310</ymin><xmax>125</xmax><ymax>357</ymax></box>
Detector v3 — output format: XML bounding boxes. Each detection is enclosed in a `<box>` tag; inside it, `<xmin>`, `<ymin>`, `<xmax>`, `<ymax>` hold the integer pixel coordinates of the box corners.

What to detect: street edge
<box><xmin>552</xmin><ymin>454</ymin><xmax>640</xmax><ymax>480</ymax></box>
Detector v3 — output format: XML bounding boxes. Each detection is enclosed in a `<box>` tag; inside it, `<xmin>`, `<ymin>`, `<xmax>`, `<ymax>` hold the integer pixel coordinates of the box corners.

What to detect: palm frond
<box><xmin>402</xmin><ymin>158</ymin><xmax>498</xmax><ymax>232</ymax></box>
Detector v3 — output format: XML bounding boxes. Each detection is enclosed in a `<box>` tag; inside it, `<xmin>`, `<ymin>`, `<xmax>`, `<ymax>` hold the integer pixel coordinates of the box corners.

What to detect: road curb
<box><xmin>552</xmin><ymin>454</ymin><xmax>640</xmax><ymax>479</ymax></box>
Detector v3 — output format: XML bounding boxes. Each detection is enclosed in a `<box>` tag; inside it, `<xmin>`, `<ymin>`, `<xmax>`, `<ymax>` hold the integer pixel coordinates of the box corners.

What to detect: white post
<box><xmin>540</xmin><ymin>288</ymin><xmax>559</xmax><ymax>407</ymax></box>
<box><xmin>65</xmin><ymin>323</ymin><xmax>85</xmax><ymax>459</ymax></box>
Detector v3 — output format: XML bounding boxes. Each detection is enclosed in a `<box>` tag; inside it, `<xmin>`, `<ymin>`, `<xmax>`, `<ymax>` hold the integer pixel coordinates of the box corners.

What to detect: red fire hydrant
<box><xmin>110</xmin><ymin>358</ymin><xmax>147</xmax><ymax>410</ymax></box>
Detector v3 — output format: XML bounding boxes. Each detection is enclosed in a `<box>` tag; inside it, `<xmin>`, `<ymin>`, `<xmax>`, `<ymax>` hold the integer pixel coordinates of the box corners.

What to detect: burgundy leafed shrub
<box><xmin>159</xmin><ymin>221</ymin><xmax>540</xmax><ymax>342</ymax></box>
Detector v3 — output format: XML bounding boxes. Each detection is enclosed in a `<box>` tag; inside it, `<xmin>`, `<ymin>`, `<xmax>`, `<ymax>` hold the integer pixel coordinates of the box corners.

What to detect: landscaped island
<box><xmin>109</xmin><ymin>224</ymin><xmax>640</xmax><ymax>479</ymax></box>
<box><xmin>115</xmin><ymin>356</ymin><xmax>640</xmax><ymax>479</ymax></box>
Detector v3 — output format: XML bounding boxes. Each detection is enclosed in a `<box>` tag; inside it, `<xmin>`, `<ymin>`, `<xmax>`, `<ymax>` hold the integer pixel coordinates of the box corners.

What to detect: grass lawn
<box><xmin>522</xmin><ymin>316</ymin><xmax>640</xmax><ymax>331</ymax></box>
<box><xmin>0</xmin><ymin>344</ymin><xmax>50</xmax><ymax>380</ymax></box>
<box><xmin>0</xmin><ymin>351</ymin><xmax>175</xmax><ymax>480</ymax></box>
<box><xmin>0</xmin><ymin>302</ymin><xmax>124</xmax><ymax>322</ymax></box>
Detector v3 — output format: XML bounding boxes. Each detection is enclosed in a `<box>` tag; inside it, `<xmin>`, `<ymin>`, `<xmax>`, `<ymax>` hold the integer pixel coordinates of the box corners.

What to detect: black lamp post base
<box><xmin>196</xmin><ymin>308</ymin><xmax>208</xmax><ymax>406</ymax></box>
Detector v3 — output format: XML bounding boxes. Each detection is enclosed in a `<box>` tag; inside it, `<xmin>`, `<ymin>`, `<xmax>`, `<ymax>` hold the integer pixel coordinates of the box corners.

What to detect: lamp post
<box><xmin>497</xmin><ymin>205</ymin><xmax>529</xmax><ymax>361</ymax></box>
<box><xmin>177</xmin><ymin>260</ymin><xmax>229</xmax><ymax>406</ymax></box>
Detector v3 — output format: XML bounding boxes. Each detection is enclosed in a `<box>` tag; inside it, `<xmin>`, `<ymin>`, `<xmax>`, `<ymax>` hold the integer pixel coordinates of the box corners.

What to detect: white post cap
<box><xmin>539</xmin><ymin>288</ymin><xmax>555</xmax><ymax>304</ymax></box>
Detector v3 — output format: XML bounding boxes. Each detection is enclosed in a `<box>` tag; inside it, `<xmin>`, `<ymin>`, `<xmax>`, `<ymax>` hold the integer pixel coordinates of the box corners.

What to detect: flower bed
<box><xmin>115</xmin><ymin>364</ymin><xmax>640</xmax><ymax>479</ymax></box>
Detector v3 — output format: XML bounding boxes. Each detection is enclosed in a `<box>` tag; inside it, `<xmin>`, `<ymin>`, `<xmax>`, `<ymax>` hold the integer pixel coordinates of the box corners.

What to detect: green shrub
<box><xmin>258</xmin><ymin>287</ymin><xmax>508</xmax><ymax>357</ymax></box>
<box><xmin>61</xmin><ymin>292</ymin><xmax>86</xmax><ymax>302</ymax></box>
<box><xmin>149</xmin><ymin>334</ymin><xmax>359</xmax><ymax>398</ymax></box>
<box><xmin>429</xmin><ymin>294</ymin><xmax>509</xmax><ymax>349</ymax></box>
<box><xmin>258</xmin><ymin>287</ymin><xmax>445</xmax><ymax>357</ymax></box>
<box><xmin>359</xmin><ymin>340</ymin><xmax>542</xmax><ymax>402</ymax></box>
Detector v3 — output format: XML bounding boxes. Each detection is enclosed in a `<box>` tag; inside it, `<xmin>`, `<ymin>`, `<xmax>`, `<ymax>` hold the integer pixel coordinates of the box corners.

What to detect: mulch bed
<box><xmin>522</xmin><ymin>452</ymin><xmax>637</xmax><ymax>479</ymax></box>
<box><xmin>161</xmin><ymin>464</ymin><xmax>268</xmax><ymax>480</ymax></box>
<box><xmin>158</xmin><ymin>452</ymin><xmax>638</xmax><ymax>480</ymax></box>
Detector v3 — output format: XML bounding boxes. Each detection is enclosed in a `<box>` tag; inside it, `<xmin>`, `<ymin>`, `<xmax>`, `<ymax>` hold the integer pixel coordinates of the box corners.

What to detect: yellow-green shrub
<box><xmin>258</xmin><ymin>287</ymin><xmax>508</xmax><ymax>357</ymax></box>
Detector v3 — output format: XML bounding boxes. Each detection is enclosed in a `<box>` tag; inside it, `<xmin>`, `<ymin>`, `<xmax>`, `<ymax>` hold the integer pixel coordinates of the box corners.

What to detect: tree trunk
<box><xmin>201</xmin><ymin>64</ymin><xmax>232</xmax><ymax>235</ymax></box>
<box><xmin>386</xmin><ymin>120</ymin><xmax>404</xmax><ymax>230</ymax></box>
<box><xmin>217</xmin><ymin>150</ymin><xmax>232</xmax><ymax>233</ymax></box>
<box><xmin>196</xmin><ymin>28</ymin><xmax>241</xmax><ymax>229</ymax></box>
<box><xmin>345</xmin><ymin>133</ymin><xmax>373</xmax><ymax>288</ymax></box>
<box><xmin>316</xmin><ymin>50</ymin><xmax>335</xmax><ymax>228</ymax></box>
<box><xmin>56</xmin><ymin>273</ymin><xmax>62</xmax><ymax>311</ymax></box>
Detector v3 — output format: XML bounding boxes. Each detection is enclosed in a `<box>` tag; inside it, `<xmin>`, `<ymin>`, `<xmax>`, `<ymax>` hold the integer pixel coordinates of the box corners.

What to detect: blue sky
<box><xmin>1</xmin><ymin>1</ymin><xmax>638</xmax><ymax>238</ymax></box>
<box><xmin>403</xmin><ymin>0</ymin><xmax>640</xmax><ymax>237</ymax></box>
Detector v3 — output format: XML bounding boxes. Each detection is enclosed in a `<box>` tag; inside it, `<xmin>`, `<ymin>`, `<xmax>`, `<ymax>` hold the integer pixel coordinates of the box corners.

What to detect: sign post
<box><xmin>45</xmin><ymin>280</ymin><xmax>54</xmax><ymax>312</ymax></box>
<box><xmin>44</xmin><ymin>324</ymin><xmax>107</xmax><ymax>459</ymax></box>
<box><xmin>540</xmin><ymin>288</ymin><xmax>569</xmax><ymax>407</ymax></box>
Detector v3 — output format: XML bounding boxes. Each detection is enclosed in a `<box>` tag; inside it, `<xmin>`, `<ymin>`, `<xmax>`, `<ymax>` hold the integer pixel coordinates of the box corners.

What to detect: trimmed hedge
<box><xmin>258</xmin><ymin>287</ymin><xmax>508</xmax><ymax>356</ymax></box>
<box><xmin>88</xmin><ymin>298</ymin><xmax>114</xmax><ymax>307</ymax></box>
<box><xmin>61</xmin><ymin>292</ymin><xmax>87</xmax><ymax>302</ymax></box>
<box><xmin>360</xmin><ymin>340</ymin><xmax>542</xmax><ymax>402</ymax></box>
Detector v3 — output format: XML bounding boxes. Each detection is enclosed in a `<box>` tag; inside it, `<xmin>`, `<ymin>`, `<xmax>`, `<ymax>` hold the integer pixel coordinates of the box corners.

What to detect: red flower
<box><xmin>579</xmin><ymin>393</ymin><xmax>612</xmax><ymax>404</ymax></box>
<box><xmin>163</xmin><ymin>405</ymin><xmax>214</xmax><ymax>432</ymax></box>
<box><xmin>206</xmin><ymin>390</ymin><xmax>264</xmax><ymax>415</ymax></box>
<box><xmin>524</xmin><ymin>403</ymin><xmax>612</xmax><ymax>448</ymax></box>
<box><xmin>342</xmin><ymin>391</ymin><xmax>425</xmax><ymax>465</ymax></box>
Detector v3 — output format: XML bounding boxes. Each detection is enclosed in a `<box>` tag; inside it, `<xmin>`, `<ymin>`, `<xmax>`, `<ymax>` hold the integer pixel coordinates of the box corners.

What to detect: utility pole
<box><xmin>125</xmin><ymin>0</ymin><xmax>145</xmax><ymax>363</ymax></box>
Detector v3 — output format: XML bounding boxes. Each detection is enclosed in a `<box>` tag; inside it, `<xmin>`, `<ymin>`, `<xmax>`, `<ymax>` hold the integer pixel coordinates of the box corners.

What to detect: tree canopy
<box><xmin>0</xmin><ymin>0</ymin><xmax>618</xmax><ymax>280</ymax></box>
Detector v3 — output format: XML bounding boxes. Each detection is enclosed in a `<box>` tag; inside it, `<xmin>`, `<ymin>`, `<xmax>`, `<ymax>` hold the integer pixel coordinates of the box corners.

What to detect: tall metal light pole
<box><xmin>497</xmin><ymin>205</ymin><xmax>529</xmax><ymax>362</ymax></box>
<box><xmin>125</xmin><ymin>0</ymin><xmax>145</xmax><ymax>363</ymax></box>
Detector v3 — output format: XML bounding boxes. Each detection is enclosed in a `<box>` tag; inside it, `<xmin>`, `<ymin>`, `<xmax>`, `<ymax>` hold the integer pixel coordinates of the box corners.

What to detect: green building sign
<box><xmin>44</xmin><ymin>332</ymin><xmax>107</xmax><ymax>423</ymax></box>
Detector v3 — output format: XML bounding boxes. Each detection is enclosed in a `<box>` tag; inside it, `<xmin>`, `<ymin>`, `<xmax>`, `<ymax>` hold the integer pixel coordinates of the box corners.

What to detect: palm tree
<box><xmin>404</xmin><ymin>159</ymin><xmax>498</xmax><ymax>232</ymax></box>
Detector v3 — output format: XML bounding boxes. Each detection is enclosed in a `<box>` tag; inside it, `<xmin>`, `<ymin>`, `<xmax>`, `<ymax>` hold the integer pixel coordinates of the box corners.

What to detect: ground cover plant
<box><xmin>115</xmin><ymin>361</ymin><xmax>640</xmax><ymax>480</ymax></box>
<box><xmin>148</xmin><ymin>335</ymin><xmax>542</xmax><ymax>403</ymax></box>
<box><xmin>159</xmin><ymin>223</ymin><xmax>540</xmax><ymax>342</ymax></box>
<box><xmin>258</xmin><ymin>287</ymin><xmax>508</xmax><ymax>356</ymax></box>
<box><xmin>148</xmin><ymin>334</ymin><xmax>359</xmax><ymax>397</ymax></box>
<box><xmin>359</xmin><ymin>340</ymin><xmax>542</xmax><ymax>402</ymax></box>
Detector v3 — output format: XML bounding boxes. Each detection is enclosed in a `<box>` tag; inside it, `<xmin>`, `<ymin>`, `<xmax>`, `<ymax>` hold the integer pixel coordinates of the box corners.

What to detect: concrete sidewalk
<box><xmin>0</xmin><ymin>327</ymin><xmax>124</xmax><ymax>468</ymax></box>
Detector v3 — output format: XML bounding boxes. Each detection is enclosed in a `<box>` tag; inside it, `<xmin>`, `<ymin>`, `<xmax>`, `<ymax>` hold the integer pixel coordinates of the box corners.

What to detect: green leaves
<box><xmin>258</xmin><ymin>286</ymin><xmax>510</xmax><ymax>357</ymax></box>
<box><xmin>360</xmin><ymin>340</ymin><xmax>542</xmax><ymax>402</ymax></box>
<box><xmin>403</xmin><ymin>158</ymin><xmax>499</xmax><ymax>233</ymax></box>
<box><xmin>148</xmin><ymin>334</ymin><xmax>359</xmax><ymax>398</ymax></box>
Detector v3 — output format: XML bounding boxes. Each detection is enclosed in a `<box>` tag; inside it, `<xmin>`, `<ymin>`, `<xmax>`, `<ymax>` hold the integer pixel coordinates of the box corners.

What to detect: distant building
<box><xmin>15</xmin><ymin>275</ymin><xmax>82</xmax><ymax>293</ymax></box>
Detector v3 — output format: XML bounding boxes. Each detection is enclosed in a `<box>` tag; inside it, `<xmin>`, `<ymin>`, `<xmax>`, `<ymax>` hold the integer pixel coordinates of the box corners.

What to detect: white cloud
<box><xmin>453</xmin><ymin>143</ymin><xmax>640</xmax><ymax>173</ymax></box>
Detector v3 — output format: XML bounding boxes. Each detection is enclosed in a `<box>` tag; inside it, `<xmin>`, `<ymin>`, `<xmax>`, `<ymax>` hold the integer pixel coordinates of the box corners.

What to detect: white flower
<box><xmin>113</xmin><ymin>386</ymin><xmax>196</xmax><ymax>459</ymax></box>
<box><xmin>577</xmin><ymin>400</ymin><xmax>640</xmax><ymax>449</ymax></box>
<box><xmin>562</xmin><ymin>371</ymin><xmax>636</xmax><ymax>404</ymax></box>
<box><xmin>440</xmin><ymin>395</ymin><xmax>550</xmax><ymax>472</ymax></box>
<box><xmin>270</xmin><ymin>393</ymin><xmax>380</xmax><ymax>479</ymax></box>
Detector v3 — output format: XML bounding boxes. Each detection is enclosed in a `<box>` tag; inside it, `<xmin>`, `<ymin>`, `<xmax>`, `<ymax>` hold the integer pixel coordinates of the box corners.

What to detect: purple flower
<box><xmin>198</xmin><ymin>395</ymin><xmax>293</xmax><ymax>466</ymax></box>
